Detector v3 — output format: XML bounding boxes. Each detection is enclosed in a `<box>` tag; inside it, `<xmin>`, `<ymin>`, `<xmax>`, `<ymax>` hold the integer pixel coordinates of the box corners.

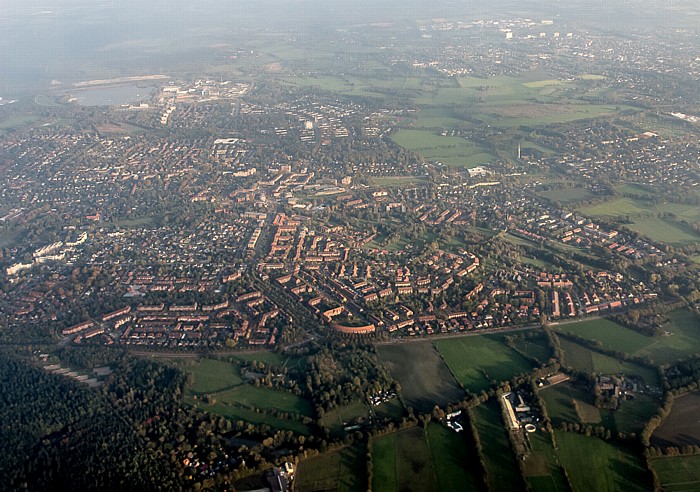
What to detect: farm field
<box><xmin>373</xmin><ymin>398</ymin><xmax>405</xmax><ymax>420</ymax></box>
<box><xmin>607</xmin><ymin>393</ymin><xmax>661</xmax><ymax>435</ymax></box>
<box><xmin>367</xmin><ymin>175</ymin><xmax>429</xmax><ymax>188</ymax></box>
<box><xmin>371</xmin><ymin>424</ymin><xmax>481</xmax><ymax>492</ymax></box>
<box><xmin>378</xmin><ymin>342</ymin><xmax>464</xmax><ymax>412</ymax></box>
<box><xmin>472</xmin><ymin>401</ymin><xmax>524</xmax><ymax>492</ymax></box>
<box><xmin>322</xmin><ymin>400</ymin><xmax>369</xmax><ymax>437</ymax></box>
<box><xmin>540</xmin><ymin>381</ymin><xmax>599</xmax><ymax>427</ymax></box>
<box><xmin>390</xmin><ymin>128</ymin><xmax>494</xmax><ymax>168</ymax></box>
<box><xmin>537</xmin><ymin>187</ymin><xmax>595</xmax><ymax>205</ymax></box>
<box><xmin>554</xmin><ymin>432</ymin><xmax>651</xmax><ymax>492</ymax></box>
<box><xmin>557</xmin><ymin>310</ymin><xmax>700</xmax><ymax>365</ymax></box>
<box><xmin>296</xmin><ymin>444</ymin><xmax>367</xmax><ymax>492</ymax></box>
<box><xmin>579</xmin><ymin>197</ymin><xmax>700</xmax><ymax>246</ymax></box>
<box><xmin>558</xmin><ymin>337</ymin><xmax>661</xmax><ymax>388</ymax></box>
<box><xmin>372</xmin><ymin>427</ymin><xmax>437</xmax><ymax>492</ymax></box>
<box><xmin>651</xmin><ymin>391</ymin><xmax>700</xmax><ymax>448</ymax></box>
<box><xmin>186</xmin><ymin>358</ymin><xmax>243</xmax><ymax>394</ymax></box>
<box><xmin>435</xmin><ymin>334</ymin><xmax>537</xmax><ymax>393</ymax></box>
<box><xmin>523</xmin><ymin>431</ymin><xmax>570</xmax><ymax>492</ymax></box>
<box><xmin>184</xmin><ymin>358</ymin><xmax>313</xmax><ymax>434</ymax></box>
<box><xmin>194</xmin><ymin>399</ymin><xmax>311</xmax><ymax>435</ymax></box>
<box><xmin>514</xmin><ymin>334</ymin><xmax>553</xmax><ymax>364</ymax></box>
<box><xmin>651</xmin><ymin>455</ymin><xmax>700</xmax><ymax>492</ymax></box>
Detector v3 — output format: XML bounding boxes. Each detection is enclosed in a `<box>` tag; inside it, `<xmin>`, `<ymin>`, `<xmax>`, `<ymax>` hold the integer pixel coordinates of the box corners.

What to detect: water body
<box><xmin>69</xmin><ymin>84</ymin><xmax>156</xmax><ymax>106</ymax></box>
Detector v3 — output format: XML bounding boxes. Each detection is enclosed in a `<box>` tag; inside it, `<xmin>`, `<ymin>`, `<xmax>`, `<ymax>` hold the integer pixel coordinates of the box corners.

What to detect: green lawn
<box><xmin>472</xmin><ymin>401</ymin><xmax>524</xmax><ymax>492</ymax></box>
<box><xmin>554</xmin><ymin>432</ymin><xmax>652</xmax><ymax>492</ymax></box>
<box><xmin>296</xmin><ymin>444</ymin><xmax>367</xmax><ymax>492</ymax></box>
<box><xmin>435</xmin><ymin>334</ymin><xmax>537</xmax><ymax>393</ymax></box>
<box><xmin>652</xmin><ymin>455</ymin><xmax>700</xmax><ymax>492</ymax></box>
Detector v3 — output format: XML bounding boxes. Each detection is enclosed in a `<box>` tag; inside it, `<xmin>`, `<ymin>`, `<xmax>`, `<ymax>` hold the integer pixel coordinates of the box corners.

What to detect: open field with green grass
<box><xmin>540</xmin><ymin>380</ymin><xmax>598</xmax><ymax>426</ymax></box>
<box><xmin>523</xmin><ymin>431</ymin><xmax>570</xmax><ymax>492</ymax></box>
<box><xmin>193</xmin><ymin>399</ymin><xmax>311</xmax><ymax>434</ymax></box>
<box><xmin>628</xmin><ymin>218</ymin><xmax>700</xmax><ymax>246</ymax></box>
<box><xmin>579</xmin><ymin>197</ymin><xmax>700</xmax><ymax>246</ymax></box>
<box><xmin>555</xmin><ymin>432</ymin><xmax>651</xmax><ymax>491</ymax></box>
<box><xmin>515</xmin><ymin>334</ymin><xmax>553</xmax><ymax>364</ymax></box>
<box><xmin>183</xmin><ymin>358</ymin><xmax>313</xmax><ymax>434</ymax></box>
<box><xmin>427</xmin><ymin>423</ymin><xmax>482</xmax><ymax>492</ymax></box>
<box><xmin>187</xmin><ymin>358</ymin><xmax>243</xmax><ymax>394</ymax></box>
<box><xmin>322</xmin><ymin>400</ymin><xmax>369</xmax><ymax>436</ymax></box>
<box><xmin>651</xmin><ymin>455</ymin><xmax>700</xmax><ymax>492</ymax></box>
<box><xmin>537</xmin><ymin>187</ymin><xmax>596</xmax><ymax>205</ymax></box>
<box><xmin>367</xmin><ymin>175</ymin><xmax>429</xmax><ymax>188</ymax></box>
<box><xmin>372</xmin><ymin>427</ymin><xmax>436</xmax><ymax>492</ymax></box>
<box><xmin>296</xmin><ymin>444</ymin><xmax>367</xmax><ymax>492</ymax></box>
<box><xmin>210</xmin><ymin>384</ymin><xmax>313</xmax><ymax>416</ymax></box>
<box><xmin>557</xmin><ymin>310</ymin><xmax>700</xmax><ymax>365</ymax></box>
<box><xmin>390</xmin><ymin>128</ymin><xmax>494</xmax><ymax>168</ymax></box>
<box><xmin>607</xmin><ymin>393</ymin><xmax>660</xmax><ymax>435</ymax></box>
<box><xmin>435</xmin><ymin>334</ymin><xmax>537</xmax><ymax>393</ymax></box>
<box><xmin>378</xmin><ymin>342</ymin><xmax>464</xmax><ymax>412</ymax></box>
<box><xmin>472</xmin><ymin>401</ymin><xmax>524</xmax><ymax>492</ymax></box>
<box><xmin>558</xmin><ymin>337</ymin><xmax>661</xmax><ymax>388</ymax></box>
<box><xmin>373</xmin><ymin>398</ymin><xmax>405</xmax><ymax>420</ymax></box>
<box><xmin>371</xmin><ymin>424</ymin><xmax>481</xmax><ymax>492</ymax></box>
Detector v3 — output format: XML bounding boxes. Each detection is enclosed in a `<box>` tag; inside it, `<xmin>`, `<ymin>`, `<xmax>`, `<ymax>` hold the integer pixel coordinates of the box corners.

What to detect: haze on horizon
<box><xmin>1</xmin><ymin>0</ymin><xmax>697</xmax><ymax>93</ymax></box>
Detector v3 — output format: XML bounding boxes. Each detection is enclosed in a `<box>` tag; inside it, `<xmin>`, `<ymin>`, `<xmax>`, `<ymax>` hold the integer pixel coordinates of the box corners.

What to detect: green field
<box><xmin>184</xmin><ymin>358</ymin><xmax>313</xmax><ymax>434</ymax></box>
<box><xmin>652</xmin><ymin>455</ymin><xmax>700</xmax><ymax>492</ymax></box>
<box><xmin>523</xmin><ymin>431</ymin><xmax>571</xmax><ymax>492</ymax></box>
<box><xmin>537</xmin><ymin>187</ymin><xmax>596</xmax><ymax>205</ymax></box>
<box><xmin>515</xmin><ymin>334</ymin><xmax>554</xmax><ymax>364</ymax></box>
<box><xmin>322</xmin><ymin>400</ymin><xmax>369</xmax><ymax>436</ymax></box>
<box><xmin>378</xmin><ymin>342</ymin><xmax>464</xmax><ymax>412</ymax></box>
<box><xmin>558</xmin><ymin>337</ymin><xmax>661</xmax><ymax>388</ymax></box>
<box><xmin>579</xmin><ymin>198</ymin><xmax>700</xmax><ymax>246</ymax></box>
<box><xmin>558</xmin><ymin>311</ymin><xmax>700</xmax><ymax>365</ymax></box>
<box><xmin>554</xmin><ymin>432</ymin><xmax>651</xmax><ymax>492</ymax></box>
<box><xmin>296</xmin><ymin>444</ymin><xmax>367</xmax><ymax>492</ymax></box>
<box><xmin>390</xmin><ymin>128</ymin><xmax>494</xmax><ymax>168</ymax></box>
<box><xmin>435</xmin><ymin>334</ymin><xmax>538</xmax><ymax>393</ymax></box>
<box><xmin>194</xmin><ymin>399</ymin><xmax>311</xmax><ymax>434</ymax></box>
<box><xmin>608</xmin><ymin>393</ymin><xmax>660</xmax><ymax>435</ymax></box>
<box><xmin>373</xmin><ymin>398</ymin><xmax>405</xmax><ymax>420</ymax></box>
<box><xmin>367</xmin><ymin>175</ymin><xmax>429</xmax><ymax>188</ymax></box>
<box><xmin>371</xmin><ymin>424</ymin><xmax>481</xmax><ymax>492</ymax></box>
<box><xmin>540</xmin><ymin>381</ymin><xmax>599</xmax><ymax>427</ymax></box>
<box><xmin>472</xmin><ymin>401</ymin><xmax>523</xmax><ymax>492</ymax></box>
<box><xmin>187</xmin><ymin>358</ymin><xmax>243</xmax><ymax>394</ymax></box>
